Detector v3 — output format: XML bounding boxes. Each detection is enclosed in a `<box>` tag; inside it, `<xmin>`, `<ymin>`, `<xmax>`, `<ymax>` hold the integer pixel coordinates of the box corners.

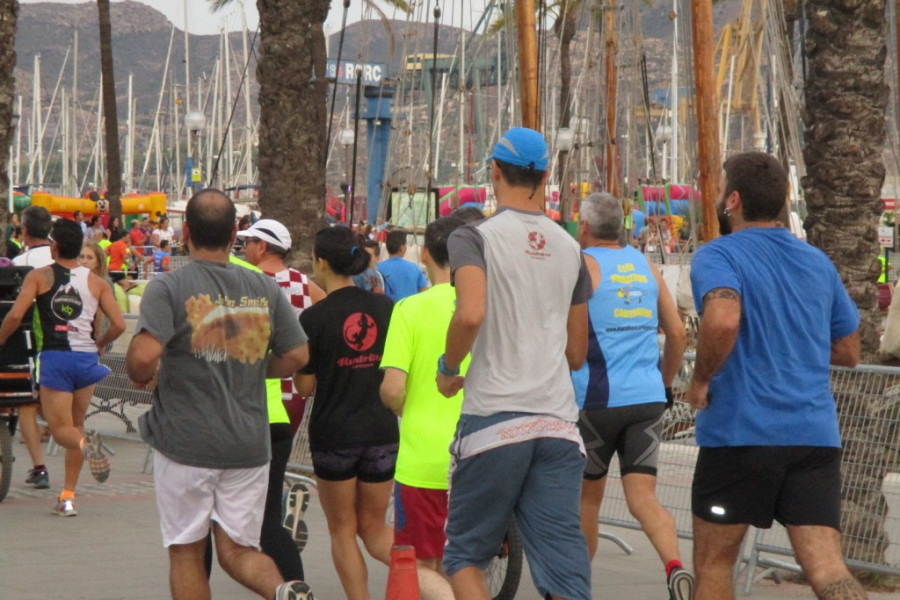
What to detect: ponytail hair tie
<box><xmin>350</xmin><ymin>246</ymin><xmax>359</xmax><ymax>255</ymax></box>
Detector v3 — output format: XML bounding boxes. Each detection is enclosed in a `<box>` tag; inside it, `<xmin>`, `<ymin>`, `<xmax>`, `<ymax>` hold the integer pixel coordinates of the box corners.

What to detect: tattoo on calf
<box><xmin>817</xmin><ymin>577</ymin><xmax>867</xmax><ymax>600</ymax></box>
<box><xmin>703</xmin><ymin>287</ymin><xmax>741</xmax><ymax>302</ymax></box>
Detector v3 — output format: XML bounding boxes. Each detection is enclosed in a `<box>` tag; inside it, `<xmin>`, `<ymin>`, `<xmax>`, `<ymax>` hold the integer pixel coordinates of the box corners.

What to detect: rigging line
<box><xmin>208</xmin><ymin>27</ymin><xmax>259</xmax><ymax>186</ymax></box>
<box><xmin>640</xmin><ymin>55</ymin><xmax>658</xmax><ymax>179</ymax></box>
<box><xmin>325</xmin><ymin>0</ymin><xmax>352</xmax><ymax>170</ymax></box>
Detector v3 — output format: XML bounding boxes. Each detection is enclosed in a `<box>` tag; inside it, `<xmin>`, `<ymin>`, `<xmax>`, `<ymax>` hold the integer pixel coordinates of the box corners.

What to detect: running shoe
<box><xmin>274</xmin><ymin>580</ymin><xmax>314</xmax><ymax>600</ymax></box>
<box><xmin>25</xmin><ymin>467</ymin><xmax>50</xmax><ymax>489</ymax></box>
<box><xmin>282</xmin><ymin>482</ymin><xmax>310</xmax><ymax>552</ymax></box>
<box><xmin>53</xmin><ymin>497</ymin><xmax>77</xmax><ymax>517</ymax></box>
<box><xmin>667</xmin><ymin>566</ymin><xmax>695</xmax><ymax>600</ymax></box>
<box><xmin>82</xmin><ymin>430</ymin><xmax>110</xmax><ymax>483</ymax></box>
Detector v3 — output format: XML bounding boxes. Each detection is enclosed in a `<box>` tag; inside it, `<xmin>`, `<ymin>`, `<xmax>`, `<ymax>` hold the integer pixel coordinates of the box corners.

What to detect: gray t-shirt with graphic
<box><xmin>448</xmin><ymin>207</ymin><xmax>591</xmax><ymax>422</ymax></box>
<box><xmin>137</xmin><ymin>260</ymin><xmax>307</xmax><ymax>469</ymax></box>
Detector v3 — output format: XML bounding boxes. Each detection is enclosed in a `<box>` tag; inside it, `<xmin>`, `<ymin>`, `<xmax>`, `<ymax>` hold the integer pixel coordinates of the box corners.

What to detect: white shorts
<box><xmin>153</xmin><ymin>451</ymin><xmax>270</xmax><ymax>548</ymax></box>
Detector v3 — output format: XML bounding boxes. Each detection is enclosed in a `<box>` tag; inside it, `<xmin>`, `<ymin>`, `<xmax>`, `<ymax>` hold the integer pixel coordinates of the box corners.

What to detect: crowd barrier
<box><xmin>83</xmin><ymin>329</ymin><xmax>900</xmax><ymax>592</ymax></box>
<box><xmin>599</xmin><ymin>354</ymin><xmax>900</xmax><ymax>593</ymax></box>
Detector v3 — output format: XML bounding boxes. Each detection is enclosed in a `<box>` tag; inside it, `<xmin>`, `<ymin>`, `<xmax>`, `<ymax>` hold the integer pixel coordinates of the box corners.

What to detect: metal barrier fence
<box><xmin>87</xmin><ymin>316</ymin><xmax>153</xmax><ymax>437</ymax></box>
<box><xmin>599</xmin><ymin>355</ymin><xmax>900</xmax><ymax>593</ymax></box>
<box><xmin>83</xmin><ymin>332</ymin><xmax>900</xmax><ymax>591</ymax></box>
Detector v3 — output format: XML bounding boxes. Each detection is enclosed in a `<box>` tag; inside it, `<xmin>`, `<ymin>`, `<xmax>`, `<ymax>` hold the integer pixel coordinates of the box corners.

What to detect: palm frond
<box><xmin>366</xmin><ymin>2</ymin><xmax>398</xmax><ymax>60</ymax></box>
<box><xmin>207</xmin><ymin>0</ymin><xmax>232</xmax><ymax>13</ymax></box>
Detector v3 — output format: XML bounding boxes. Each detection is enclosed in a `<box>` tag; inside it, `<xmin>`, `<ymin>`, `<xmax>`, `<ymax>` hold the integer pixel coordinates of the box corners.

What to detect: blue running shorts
<box><xmin>38</xmin><ymin>350</ymin><xmax>110</xmax><ymax>392</ymax></box>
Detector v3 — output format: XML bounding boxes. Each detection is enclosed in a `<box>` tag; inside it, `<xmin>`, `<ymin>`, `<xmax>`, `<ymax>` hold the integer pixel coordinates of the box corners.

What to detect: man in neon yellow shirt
<box><xmin>380</xmin><ymin>216</ymin><xmax>468</xmax><ymax>600</ymax></box>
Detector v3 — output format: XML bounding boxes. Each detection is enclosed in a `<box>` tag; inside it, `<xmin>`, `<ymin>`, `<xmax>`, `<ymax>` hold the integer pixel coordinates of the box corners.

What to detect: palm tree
<box><xmin>0</xmin><ymin>1</ymin><xmax>19</xmax><ymax>235</ymax></box>
<box><xmin>209</xmin><ymin>1</ymin><xmax>406</xmax><ymax>270</ymax></box>
<box><xmin>97</xmin><ymin>0</ymin><xmax>123</xmax><ymax>222</ymax></box>
<box><xmin>802</xmin><ymin>0</ymin><xmax>891</xmax><ymax>568</ymax></box>
<box><xmin>203</xmin><ymin>0</ymin><xmax>329</xmax><ymax>270</ymax></box>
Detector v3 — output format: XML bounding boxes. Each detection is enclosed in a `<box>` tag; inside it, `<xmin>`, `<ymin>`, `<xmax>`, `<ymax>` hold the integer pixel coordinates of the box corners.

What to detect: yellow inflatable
<box><xmin>31</xmin><ymin>192</ymin><xmax>167</xmax><ymax>217</ymax></box>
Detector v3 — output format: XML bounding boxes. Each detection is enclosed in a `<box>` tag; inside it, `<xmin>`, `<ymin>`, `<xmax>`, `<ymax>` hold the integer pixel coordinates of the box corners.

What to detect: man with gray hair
<box><xmin>573</xmin><ymin>192</ymin><xmax>692</xmax><ymax>600</ymax></box>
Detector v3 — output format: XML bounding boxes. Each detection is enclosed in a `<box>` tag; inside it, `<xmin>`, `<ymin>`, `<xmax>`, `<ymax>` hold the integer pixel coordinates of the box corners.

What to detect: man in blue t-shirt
<box><xmin>686</xmin><ymin>152</ymin><xmax>863</xmax><ymax>600</ymax></box>
<box><xmin>150</xmin><ymin>239</ymin><xmax>171</xmax><ymax>273</ymax></box>
<box><xmin>377</xmin><ymin>229</ymin><xmax>428</xmax><ymax>301</ymax></box>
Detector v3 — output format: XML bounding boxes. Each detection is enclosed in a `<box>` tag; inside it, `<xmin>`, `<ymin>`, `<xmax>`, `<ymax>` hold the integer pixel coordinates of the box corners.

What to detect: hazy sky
<box><xmin>18</xmin><ymin>1</ymin><xmax>485</xmax><ymax>36</ymax></box>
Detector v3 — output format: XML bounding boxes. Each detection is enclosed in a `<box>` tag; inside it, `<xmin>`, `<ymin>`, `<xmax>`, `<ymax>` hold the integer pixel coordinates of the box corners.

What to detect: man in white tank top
<box><xmin>0</xmin><ymin>218</ymin><xmax>125</xmax><ymax>516</ymax></box>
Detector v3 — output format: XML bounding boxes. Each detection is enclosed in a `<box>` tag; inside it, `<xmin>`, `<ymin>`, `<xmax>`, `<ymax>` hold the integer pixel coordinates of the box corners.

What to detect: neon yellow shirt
<box><xmin>380</xmin><ymin>283</ymin><xmax>469</xmax><ymax>489</ymax></box>
<box><xmin>229</xmin><ymin>254</ymin><xmax>290</xmax><ymax>425</ymax></box>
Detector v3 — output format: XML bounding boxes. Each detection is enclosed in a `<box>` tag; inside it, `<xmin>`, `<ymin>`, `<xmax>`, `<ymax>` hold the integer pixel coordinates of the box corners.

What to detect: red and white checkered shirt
<box><xmin>266</xmin><ymin>268</ymin><xmax>314</xmax><ymax>402</ymax></box>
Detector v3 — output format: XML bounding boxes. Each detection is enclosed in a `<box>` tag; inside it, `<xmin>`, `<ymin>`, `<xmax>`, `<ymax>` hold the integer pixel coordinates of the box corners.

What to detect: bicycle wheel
<box><xmin>486</xmin><ymin>516</ymin><xmax>523</xmax><ymax>600</ymax></box>
<box><xmin>0</xmin><ymin>416</ymin><xmax>13</xmax><ymax>502</ymax></box>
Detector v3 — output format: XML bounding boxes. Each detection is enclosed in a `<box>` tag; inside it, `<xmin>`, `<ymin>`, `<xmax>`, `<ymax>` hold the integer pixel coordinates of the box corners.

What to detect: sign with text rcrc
<box><xmin>884</xmin><ymin>198</ymin><xmax>896</xmax><ymax>211</ymax></box>
<box><xmin>327</xmin><ymin>60</ymin><xmax>386</xmax><ymax>85</ymax></box>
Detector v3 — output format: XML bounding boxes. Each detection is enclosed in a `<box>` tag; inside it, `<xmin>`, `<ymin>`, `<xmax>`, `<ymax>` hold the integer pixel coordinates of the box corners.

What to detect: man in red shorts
<box><xmin>380</xmin><ymin>217</ymin><xmax>467</xmax><ymax>600</ymax></box>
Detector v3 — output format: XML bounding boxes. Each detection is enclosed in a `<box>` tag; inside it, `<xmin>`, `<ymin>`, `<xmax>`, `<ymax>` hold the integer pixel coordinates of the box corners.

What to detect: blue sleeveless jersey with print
<box><xmin>572</xmin><ymin>245</ymin><xmax>665</xmax><ymax>410</ymax></box>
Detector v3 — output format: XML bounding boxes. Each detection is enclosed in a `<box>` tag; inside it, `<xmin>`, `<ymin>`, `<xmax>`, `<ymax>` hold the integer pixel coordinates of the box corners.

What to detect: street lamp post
<box><xmin>339</xmin><ymin>127</ymin><xmax>354</xmax><ymax>222</ymax></box>
<box><xmin>8</xmin><ymin>113</ymin><xmax>19</xmax><ymax>214</ymax></box>
<box><xmin>184</xmin><ymin>111</ymin><xmax>207</xmax><ymax>195</ymax></box>
<box><xmin>556</xmin><ymin>126</ymin><xmax>574</xmax><ymax>222</ymax></box>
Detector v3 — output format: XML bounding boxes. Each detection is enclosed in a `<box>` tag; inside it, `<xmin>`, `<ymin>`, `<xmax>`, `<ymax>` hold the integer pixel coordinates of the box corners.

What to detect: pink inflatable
<box><xmin>439</xmin><ymin>186</ymin><xmax>489</xmax><ymax>216</ymax></box>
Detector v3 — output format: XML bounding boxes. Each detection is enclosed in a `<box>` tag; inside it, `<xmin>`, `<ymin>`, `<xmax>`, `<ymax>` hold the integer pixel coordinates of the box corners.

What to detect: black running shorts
<box><xmin>691</xmin><ymin>445</ymin><xmax>842</xmax><ymax>529</ymax></box>
<box><xmin>312</xmin><ymin>442</ymin><xmax>398</xmax><ymax>483</ymax></box>
<box><xmin>577</xmin><ymin>402</ymin><xmax>666</xmax><ymax>480</ymax></box>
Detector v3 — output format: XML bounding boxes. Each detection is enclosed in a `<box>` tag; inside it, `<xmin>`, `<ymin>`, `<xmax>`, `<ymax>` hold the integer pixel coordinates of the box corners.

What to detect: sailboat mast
<box><xmin>93</xmin><ymin>78</ymin><xmax>102</xmax><ymax>189</ymax></box>
<box><xmin>670</xmin><ymin>0</ymin><xmax>679</xmax><ymax>183</ymax></box>
<box><xmin>62</xmin><ymin>90</ymin><xmax>69</xmax><ymax>194</ymax></box>
<box><xmin>125</xmin><ymin>72</ymin><xmax>134</xmax><ymax>192</ymax></box>
<box><xmin>241</xmin><ymin>12</ymin><xmax>253</xmax><ymax>188</ymax></box>
<box><xmin>224</xmin><ymin>30</ymin><xmax>234</xmax><ymax>186</ymax></box>
<box><xmin>690</xmin><ymin>0</ymin><xmax>721</xmax><ymax>241</ymax></box>
<box><xmin>72</xmin><ymin>29</ymin><xmax>78</xmax><ymax>195</ymax></box>
<box><xmin>516</xmin><ymin>0</ymin><xmax>540</xmax><ymax>130</ymax></box>
<box><xmin>184</xmin><ymin>0</ymin><xmax>191</xmax><ymax>156</ymax></box>
<box><xmin>604</xmin><ymin>0</ymin><xmax>619</xmax><ymax>197</ymax></box>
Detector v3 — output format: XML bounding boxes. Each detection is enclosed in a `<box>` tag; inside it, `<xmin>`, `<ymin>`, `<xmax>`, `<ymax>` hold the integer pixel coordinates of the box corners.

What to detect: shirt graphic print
<box><xmin>185</xmin><ymin>292</ymin><xmax>271</xmax><ymax>364</ymax></box>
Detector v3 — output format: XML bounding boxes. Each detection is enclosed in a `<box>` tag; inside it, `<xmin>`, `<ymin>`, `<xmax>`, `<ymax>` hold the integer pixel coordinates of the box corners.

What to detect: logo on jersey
<box><xmin>528</xmin><ymin>231</ymin><xmax>546</xmax><ymax>251</ymax></box>
<box><xmin>51</xmin><ymin>284</ymin><xmax>84</xmax><ymax>321</ymax></box>
<box><xmin>343</xmin><ymin>312</ymin><xmax>377</xmax><ymax>351</ymax></box>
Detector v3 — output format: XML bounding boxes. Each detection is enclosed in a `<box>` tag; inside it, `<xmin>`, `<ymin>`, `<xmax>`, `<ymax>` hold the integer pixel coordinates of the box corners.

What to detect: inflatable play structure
<box><xmin>632</xmin><ymin>184</ymin><xmax>700</xmax><ymax>234</ymax></box>
<box><xmin>438</xmin><ymin>186</ymin><xmax>488</xmax><ymax>216</ymax></box>
<box><xmin>30</xmin><ymin>192</ymin><xmax>167</xmax><ymax>219</ymax></box>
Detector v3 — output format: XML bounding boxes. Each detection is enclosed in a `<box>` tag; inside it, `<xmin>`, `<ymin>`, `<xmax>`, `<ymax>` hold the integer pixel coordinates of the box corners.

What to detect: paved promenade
<box><xmin>1</xmin><ymin>417</ymin><xmax>896</xmax><ymax>599</ymax></box>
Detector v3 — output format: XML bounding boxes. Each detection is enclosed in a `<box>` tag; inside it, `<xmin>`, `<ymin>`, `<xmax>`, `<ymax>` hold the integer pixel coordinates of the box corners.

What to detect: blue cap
<box><xmin>488</xmin><ymin>127</ymin><xmax>549</xmax><ymax>171</ymax></box>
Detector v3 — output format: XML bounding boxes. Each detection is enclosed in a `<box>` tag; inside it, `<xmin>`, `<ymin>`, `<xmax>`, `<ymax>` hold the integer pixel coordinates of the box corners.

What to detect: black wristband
<box><xmin>665</xmin><ymin>387</ymin><xmax>674</xmax><ymax>409</ymax></box>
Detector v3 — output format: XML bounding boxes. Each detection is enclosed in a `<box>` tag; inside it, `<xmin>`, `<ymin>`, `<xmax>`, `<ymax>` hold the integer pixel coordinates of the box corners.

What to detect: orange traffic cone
<box><xmin>385</xmin><ymin>544</ymin><xmax>420</xmax><ymax>600</ymax></box>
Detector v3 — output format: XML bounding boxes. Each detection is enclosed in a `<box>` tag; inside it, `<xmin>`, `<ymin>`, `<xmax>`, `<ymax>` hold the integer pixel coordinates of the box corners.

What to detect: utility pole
<box><xmin>691</xmin><ymin>0</ymin><xmax>720</xmax><ymax>242</ymax></box>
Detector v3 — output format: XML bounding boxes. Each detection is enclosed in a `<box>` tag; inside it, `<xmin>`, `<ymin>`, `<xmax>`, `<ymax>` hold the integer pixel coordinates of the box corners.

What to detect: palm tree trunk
<box><xmin>803</xmin><ymin>0</ymin><xmax>887</xmax><ymax>358</ymax></box>
<box><xmin>256</xmin><ymin>0</ymin><xmax>328</xmax><ymax>272</ymax></box>
<box><xmin>97</xmin><ymin>0</ymin><xmax>122</xmax><ymax>220</ymax></box>
<box><xmin>803</xmin><ymin>0</ymin><xmax>889</xmax><ymax>568</ymax></box>
<box><xmin>0</xmin><ymin>1</ymin><xmax>18</xmax><ymax>237</ymax></box>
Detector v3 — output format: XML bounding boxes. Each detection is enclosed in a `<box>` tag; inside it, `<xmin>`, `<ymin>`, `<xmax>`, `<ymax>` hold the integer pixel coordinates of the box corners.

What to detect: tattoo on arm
<box><xmin>703</xmin><ymin>287</ymin><xmax>741</xmax><ymax>303</ymax></box>
<box><xmin>816</xmin><ymin>577</ymin><xmax>867</xmax><ymax>600</ymax></box>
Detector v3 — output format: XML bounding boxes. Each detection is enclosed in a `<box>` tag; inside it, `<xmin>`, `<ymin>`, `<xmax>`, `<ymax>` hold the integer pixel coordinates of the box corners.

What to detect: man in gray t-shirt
<box><xmin>126</xmin><ymin>190</ymin><xmax>313</xmax><ymax>600</ymax></box>
<box><xmin>437</xmin><ymin>128</ymin><xmax>593</xmax><ymax>600</ymax></box>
